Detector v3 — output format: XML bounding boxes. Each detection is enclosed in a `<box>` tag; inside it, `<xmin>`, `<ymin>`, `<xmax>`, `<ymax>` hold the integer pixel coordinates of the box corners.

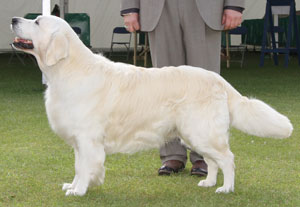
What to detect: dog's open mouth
<box><xmin>13</xmin><ymin>37</ymin><xmax>34</xmax><ymax>49</ymax></box>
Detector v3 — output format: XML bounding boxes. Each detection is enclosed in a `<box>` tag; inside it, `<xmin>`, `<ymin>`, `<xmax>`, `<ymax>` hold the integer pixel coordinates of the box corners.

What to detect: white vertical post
<box><xmin>59</xmin><ymin>0</ymin><xmax>68</xmax><ymax>19</ymax></box>
<box><xmin>64</xmin><ymin>0</ymin><xmax>69</xmax><ymax>14</ymax></box>
<box><xmin>42</xmin><ymin>0</ymin><xmax>51</xmax><ymax>85</ymax></box>
<box><xmin>60</xmin><ymin>0</ymin><xmax>64</xmax><ymax>19</ymax></box>
<box><xmin>42</xmin><ymin>0</ymin><xmax>51</xmax><ymax>16</ymax></box>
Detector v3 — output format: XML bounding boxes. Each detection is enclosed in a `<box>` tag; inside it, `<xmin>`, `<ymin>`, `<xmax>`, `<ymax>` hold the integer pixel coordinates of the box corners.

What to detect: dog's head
<box><xmin>11</xmin><ymin>15</ymin><xmax>72</xmax><ymax>67</ymax></box>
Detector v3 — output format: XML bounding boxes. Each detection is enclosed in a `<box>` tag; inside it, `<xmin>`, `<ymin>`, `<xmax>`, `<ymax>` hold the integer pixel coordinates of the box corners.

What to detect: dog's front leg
<box><xmin>65</xmin><ymin>138</ymin><xmax>106</xmax><ymax>196</ymax></box>
<box><xmin>62</xmin><ymin>148</ymin><xmax>79</xmax><ymax>191</ymax></box>
<box><xmin>198</xmin><ymin>157</ymin><xmax>218</xmax><ymax>187</ymax></box>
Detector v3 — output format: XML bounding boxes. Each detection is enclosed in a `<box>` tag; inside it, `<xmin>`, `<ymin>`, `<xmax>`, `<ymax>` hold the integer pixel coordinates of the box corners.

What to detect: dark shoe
<box><xmin>158</xmin><ymin>160</ymin><xmax>185</xmax><ymax>176</ymax></box>
<box><xmin>191</xmin><ymin>160</ymin><xmax>208</xmax><ymax>176</ymax></box>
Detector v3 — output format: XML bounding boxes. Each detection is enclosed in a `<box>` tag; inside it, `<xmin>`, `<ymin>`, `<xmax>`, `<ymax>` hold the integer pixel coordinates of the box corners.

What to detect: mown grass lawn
<box><xmin>0</xmin><ymin>53</ymin><xmax>299</xmax><ymax>207</ymax></box>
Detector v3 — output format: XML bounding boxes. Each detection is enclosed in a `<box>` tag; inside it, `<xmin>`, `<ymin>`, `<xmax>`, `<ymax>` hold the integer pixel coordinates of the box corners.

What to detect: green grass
<box><xmin>0</xmin><ymin>53</ymin><xmax>299</xmax><ymax>207</ymax></box>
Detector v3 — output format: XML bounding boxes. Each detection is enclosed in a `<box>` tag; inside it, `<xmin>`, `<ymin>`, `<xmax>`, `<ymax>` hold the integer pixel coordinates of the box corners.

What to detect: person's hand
<box><xmin>222</xmin><ymin>9</ymin><xmax>243</xmax><ymax>30</ymax></box>
<box><xmin>123</xmin><ymin>13</ymin><xmax>140</xmax><ymax>32</ymax></box>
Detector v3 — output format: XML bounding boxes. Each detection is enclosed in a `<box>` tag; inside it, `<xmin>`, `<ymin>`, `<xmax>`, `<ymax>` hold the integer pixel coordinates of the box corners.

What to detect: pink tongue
<box><xmin>14</xmin><ymin>37</ymin><xmax>32</xmax><ymax>44</ymax></box>
<box><xmin>20</xmin><ymin>39</ymin><xmax>32</xmax><ymax>44</ymax></box>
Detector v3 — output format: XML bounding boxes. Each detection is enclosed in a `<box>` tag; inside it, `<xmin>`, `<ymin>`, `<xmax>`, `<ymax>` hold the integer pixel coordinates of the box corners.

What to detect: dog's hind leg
<box><xmin>181</xmin><ymin>129</ymin><xmax>235</xmax><ymax>193</ymax></box>
<box><xmin>196</xmin><ymin>131</ymin><xmax>235</xmax><ymax>193</ymax></box>
<box><xmin>179</xmin><ymin>107</ymin><xmax>235</xmax><ymax>193</ymax></box>
<box><xmin>178</xmin><ymin>98</ymin><xmax>235</xmax><ymax>193</ymax></box>
<box><xmin>65</xmin><ymin>137</ymin><xmax>106</xmax><ymax>196</ymax></box>
<box><xmin>194</xmin><ymin>139</ymin><xmax>235</xmax><ymax>193</ymax></box>
<box><xmin>192</xmin><ymin>140</ymin><xmax>235</xmax><ymax>193</ymax></box>
<box><xmin>214</xmin><ymin>149</ymin><xmax>235</xmax><ymax>193</ymax></box>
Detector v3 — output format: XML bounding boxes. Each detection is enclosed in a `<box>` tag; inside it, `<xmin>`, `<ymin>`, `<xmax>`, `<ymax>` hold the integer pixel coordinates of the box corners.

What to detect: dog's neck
<box><xmin>39</xmin><ymin>38</ymin><xmax>110</xmax><ymax>86</ymax></box>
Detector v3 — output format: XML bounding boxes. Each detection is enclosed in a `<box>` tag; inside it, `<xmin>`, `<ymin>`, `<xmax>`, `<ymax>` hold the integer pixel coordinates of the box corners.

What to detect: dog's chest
<box><xmin>46</xmin><ymin>100</ymin><xmax>74</xmax><ymax>139</ymax></box>
<box><xmin>44</xmin><ymin>88</ymin><xmax>93</xmax><ymax>141</ymax></box>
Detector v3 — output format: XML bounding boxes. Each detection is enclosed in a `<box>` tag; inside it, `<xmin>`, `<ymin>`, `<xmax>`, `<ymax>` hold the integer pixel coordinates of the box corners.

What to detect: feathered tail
<box><xmin>224</xmin><ymin>80</ymin><xmax>293</xmax><ymax>139</ymax></box>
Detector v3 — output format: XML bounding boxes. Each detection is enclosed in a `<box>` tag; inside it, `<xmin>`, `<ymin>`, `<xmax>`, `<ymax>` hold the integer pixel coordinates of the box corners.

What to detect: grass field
<box><xmin>0</xmin><ymin>53</ymin><xmax>299</xmax><ymax>207</ymax></box>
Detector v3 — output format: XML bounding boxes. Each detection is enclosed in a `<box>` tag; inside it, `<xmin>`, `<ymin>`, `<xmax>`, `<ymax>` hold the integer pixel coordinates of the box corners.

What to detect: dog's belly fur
<box><xmin>103</xmin><ymin>118</ymin><xmax>177</xmax><ymax>154</ymax></box>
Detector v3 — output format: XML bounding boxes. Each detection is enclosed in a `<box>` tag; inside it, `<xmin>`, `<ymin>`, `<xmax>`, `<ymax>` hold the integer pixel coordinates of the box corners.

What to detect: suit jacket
<box><xmin>121</xmin><ymin>0</ymin><xmax>245</xmax><ymax>31</ymax></box>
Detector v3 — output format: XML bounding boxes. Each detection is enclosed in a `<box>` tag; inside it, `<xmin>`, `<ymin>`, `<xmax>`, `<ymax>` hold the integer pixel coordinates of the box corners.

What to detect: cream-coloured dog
<box><xmin>11</xmin><ymin>15</ymin><xmax>293</xmax><ymax>196</ymax></box>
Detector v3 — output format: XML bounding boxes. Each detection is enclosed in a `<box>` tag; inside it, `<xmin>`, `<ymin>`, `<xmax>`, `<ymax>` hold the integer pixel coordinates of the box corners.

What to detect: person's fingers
<box><xmin>232</xmin><ymin>16</ymin><xmax>242</xmax><ymax>29</ymax></box>
<box><xmin>222</xmin><ymin>13</ymin><xmax>226</xmax><ymax>26</ymax></box>
<box><xmin>124</xmin><ymin>18</ymin><xmax>134</xmax><ymax>32</ymax></box>
<box><xmin>126</xmin><ymin>23</ymin><xmax>136</xmax><ymax>33</ymax></box>
<box><xmin>230</xmin><ymin>18</ymin><xmax>237</xmax><ymax>30</ymax></box>
<box><xmin>222</xmin><ymin>9</ymin><xmax>243</xmax><ymax>30</ymax></box>
<box><xmin>224</xmin><ymin>15</ymin><xmax>231</xmax><ymax>30</ymax></box>
<box><xmin>132</xmin><ymin>21</ymin><xmax>140</xmax><ymax>32</ymax></box>
<box><xmin>123</xmin><ymin>13</ymin><xmax>140</xmax><ymax>32</ymax></box>
<box><xmin>126</xmin><ymin>25</ymin><xmax>134</xmax><ymax>33</ymax></box>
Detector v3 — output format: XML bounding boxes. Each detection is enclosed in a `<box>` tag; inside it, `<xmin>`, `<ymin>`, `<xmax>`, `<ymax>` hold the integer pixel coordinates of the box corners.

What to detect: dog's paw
<box><xmin>65</xmin><ymin>189</ymin><xmax>86</xmax><ymax>196</ymax></box>
<box><xmin>198</xmin><ymin>179</ymin><xmax>216</xmax><ymax>187</ymax></box>
<box><xmin>215</xmin><ymin>186</ymin><xmax>234</xmax><ymax>194</ymax></box>
<box><xmin>62</xmin><ymin>183</ymin><xmax>73</xmax><ymax>191</ymax></box>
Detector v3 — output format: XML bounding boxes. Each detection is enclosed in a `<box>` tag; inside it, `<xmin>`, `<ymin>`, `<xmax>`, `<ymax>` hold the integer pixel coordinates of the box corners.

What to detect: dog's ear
<box><xmin>45</xmin><ymin>32</ymin><xmax>69</xmax><ymax>66</ymax></box>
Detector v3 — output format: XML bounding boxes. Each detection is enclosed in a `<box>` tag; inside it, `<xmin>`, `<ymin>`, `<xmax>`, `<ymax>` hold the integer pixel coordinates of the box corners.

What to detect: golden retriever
<box><xmin>11</xmin><ymin>15</ymin><xmax>293</xmax><ymax>196</ymax></box>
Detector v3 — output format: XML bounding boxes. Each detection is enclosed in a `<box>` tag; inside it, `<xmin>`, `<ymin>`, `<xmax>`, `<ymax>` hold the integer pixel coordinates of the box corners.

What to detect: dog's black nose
<box><xmin>12</xmin><ymin>18</ymin><xmax>19</xmax><ymax>25</ymax></box>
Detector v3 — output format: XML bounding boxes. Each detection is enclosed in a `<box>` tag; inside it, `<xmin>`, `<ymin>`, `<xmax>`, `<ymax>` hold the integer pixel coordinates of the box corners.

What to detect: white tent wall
<box><xmin>244</xmin><ymin>0</ymin><xmax>266</xmax><ymax>20</ymax></box>
<box><xmin>1</xmin><ymin>0</ymin><xmax>300</xmax><ymax>51</ymax></box>
<box><xmin>67</xmin><ymin>0</ymin><xmax>125</xmax><ymax>50</ymax></box>
<box><xmin>1</xmin><ymin>0</ymin><xmax>42</xmax><ymax>51</ymax></box>
<box><xmin>0</xmin><ymin>0</ymin><xmax>125</xmax><ymax>51</ymax></box>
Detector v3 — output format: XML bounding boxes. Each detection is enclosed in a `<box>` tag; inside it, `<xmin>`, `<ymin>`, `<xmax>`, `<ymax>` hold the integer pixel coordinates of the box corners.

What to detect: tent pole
<box><xmin>42</xmin><ymin>0</ymin><xmax>51</xmax><ymax>85</ymax></box>
<box><xmin>42</xmin><ymin>0</ymin><xmax>51</xmax><ymax>16</ymax></box>
<box><xmin>60</xmin><ymin>0</ymin><xmax>68</xmax><ymax>19</ymax></box>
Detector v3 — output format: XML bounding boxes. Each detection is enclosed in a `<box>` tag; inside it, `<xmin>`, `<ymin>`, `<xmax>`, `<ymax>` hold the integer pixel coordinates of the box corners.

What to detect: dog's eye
<box><xmin>35</xmin><ymin>20</ymin><xmax>39</xmax><ymax>25</ymax></box>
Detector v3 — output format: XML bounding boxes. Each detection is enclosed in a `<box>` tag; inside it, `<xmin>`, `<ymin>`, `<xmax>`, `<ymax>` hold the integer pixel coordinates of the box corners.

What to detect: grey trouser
<box><xmin>147</xmin><ymin>0</ymin><xmax>221</xmax><ymax>165</ymax></box>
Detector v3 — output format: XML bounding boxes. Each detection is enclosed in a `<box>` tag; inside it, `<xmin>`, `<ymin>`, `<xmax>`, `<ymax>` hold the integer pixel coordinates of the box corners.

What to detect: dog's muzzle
<box><xmin>11</xmin><ymin>17</ymin><xmax>34</xmax><ymax>50</ymax></box>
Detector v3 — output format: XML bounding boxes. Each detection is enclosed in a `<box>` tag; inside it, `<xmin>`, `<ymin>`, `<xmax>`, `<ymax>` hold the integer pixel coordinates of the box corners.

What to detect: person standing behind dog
<box><xmin>121</xmin><ymin>0</ymin><xmax>244</xmax><ymax>176</ymax></box>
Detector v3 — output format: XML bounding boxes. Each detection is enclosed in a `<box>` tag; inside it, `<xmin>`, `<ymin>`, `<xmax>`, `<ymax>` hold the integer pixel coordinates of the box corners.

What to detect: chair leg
<box><xmin>241</xmin><ymin>49</ymin><xmax>245</xmax><ymax>68</ymax></box>
<box><xmin>260</xmin><ymin>6</ymin><xmax>269</xmax><ymax>67</ymax></box>
<box><xmin>126</xmin><ymin>45</ymin><xmax>130</xmax><ymax>60</ymax></box>
<box><xmin>292</xmin><ymin>9</ymin><xmax>300</xmax><ymax>65</ymax></box>
<box><xmin>109</xmin><ymin>44</ymin><xmax>114</xmax><ymax>58</ymax></box>
<box><xmin>268</xmin><ymin>9</ymin><xmax>278</xmax><ymax>66</ymax></box>
<box><xmin>8</xmin><ymin>52</ymin><xmax>15</xmax><ymax>65</ymax></box>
